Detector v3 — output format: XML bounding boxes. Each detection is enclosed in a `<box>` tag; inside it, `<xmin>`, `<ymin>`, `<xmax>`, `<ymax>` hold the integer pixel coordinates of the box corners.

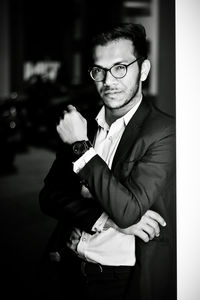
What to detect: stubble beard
<box><xmin>103</xmin><ymin>79</ymin><xmax>141</xmax><ymax>111</ymax></box>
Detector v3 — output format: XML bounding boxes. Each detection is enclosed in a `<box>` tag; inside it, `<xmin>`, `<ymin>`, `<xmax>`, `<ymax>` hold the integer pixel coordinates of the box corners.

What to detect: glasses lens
<box><xmin>111</xmin><ymin>65</ymin><xmax>126</xmax><ymax>78</ymax></box>
<box><xmin>90</xmin><ymin>67</ymin><xmax>105</xmax><ymax>81</ymax></box>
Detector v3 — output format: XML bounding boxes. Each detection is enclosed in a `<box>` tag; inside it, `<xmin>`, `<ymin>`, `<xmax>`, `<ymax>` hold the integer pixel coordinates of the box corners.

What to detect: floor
<box><xmin>0</xmin><ymin>146</ymin><xmax>58</xmax><ymax>299</ymax></box>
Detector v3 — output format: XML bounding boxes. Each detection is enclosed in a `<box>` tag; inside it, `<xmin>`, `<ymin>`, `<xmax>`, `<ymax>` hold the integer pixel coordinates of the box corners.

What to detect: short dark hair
<box><xmin>91</xmin><ymin>23</ymin><xmax>148</xmax><ymax>62</ymax></box>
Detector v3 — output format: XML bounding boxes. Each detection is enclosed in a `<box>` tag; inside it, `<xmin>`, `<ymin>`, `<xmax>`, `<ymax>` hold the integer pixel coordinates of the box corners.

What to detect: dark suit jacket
<box><xmin>39</xmin><ymin>99</ymin><xmax>176</xmax><ymax>300</ymax></box>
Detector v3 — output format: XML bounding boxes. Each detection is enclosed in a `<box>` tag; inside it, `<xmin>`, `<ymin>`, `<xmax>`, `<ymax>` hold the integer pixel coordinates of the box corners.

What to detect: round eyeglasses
<box><xmin>89</xmin><ymin>57</ymin><xmax>142</xmax><ymax>82</ymax></box>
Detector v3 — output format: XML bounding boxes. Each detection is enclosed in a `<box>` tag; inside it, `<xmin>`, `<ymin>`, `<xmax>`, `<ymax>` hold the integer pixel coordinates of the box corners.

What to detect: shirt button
<box><xmin>82</xmin><ymin>238</ymin><xmax>86</xmax><ymax>242</ymax></box>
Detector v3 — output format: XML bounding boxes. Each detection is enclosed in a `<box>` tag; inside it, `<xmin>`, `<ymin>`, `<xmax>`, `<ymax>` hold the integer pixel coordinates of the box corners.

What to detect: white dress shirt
<box><xmin>72</xmin><ymin>99</ymin><xmax>142</xmax><ymax>266</ymax></box>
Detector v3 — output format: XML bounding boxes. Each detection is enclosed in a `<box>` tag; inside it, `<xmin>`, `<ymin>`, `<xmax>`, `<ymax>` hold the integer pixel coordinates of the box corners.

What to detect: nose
<box><xmin>103</xmin><ymin>70</ymin><xmax>116</xmax><ymax>86</ymax></box>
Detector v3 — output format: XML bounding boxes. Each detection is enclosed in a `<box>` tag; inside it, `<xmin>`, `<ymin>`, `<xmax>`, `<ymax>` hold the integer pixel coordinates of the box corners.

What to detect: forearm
<box><xmin>79</xmin><ymin>155</ymin><xmax>142</xmax><ymax>228</ymax></box>
<box><xmin>103</xmin><ymin>217</ymin><xmax>136</xmax><ymax>234</ymax></box>
<box><xmin>78</xmin><ymin>131</ymin><xmax>175</xmax><ymax>228</ymax></box>
<box><xmin>103</xmin><ymin>210</ymin><xmax>167</xmax><ymax>244</ymax></box>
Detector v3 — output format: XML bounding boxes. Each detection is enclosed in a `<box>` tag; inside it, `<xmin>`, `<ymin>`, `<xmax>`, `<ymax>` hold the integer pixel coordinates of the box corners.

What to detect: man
<box><xmin>39</xmin><ymin>23</ymin><xmax>176</xmax><ymax>300</ymax></box>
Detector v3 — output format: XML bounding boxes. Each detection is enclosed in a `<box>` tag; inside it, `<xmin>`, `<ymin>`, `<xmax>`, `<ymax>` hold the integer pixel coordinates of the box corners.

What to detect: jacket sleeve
<box><xmin>39</xmin><ymin>143</ymin><xmax>103</xmax><ymax>233</ymax></box>
<box><xmin>78</xmin><ymin>123</ymin><xmax>176</xmax><ymax>228</ymax></box>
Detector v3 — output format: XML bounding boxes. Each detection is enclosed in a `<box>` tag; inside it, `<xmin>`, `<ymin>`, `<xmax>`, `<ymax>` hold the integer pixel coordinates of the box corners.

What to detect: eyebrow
<box><xmin>93</xmin><ymin>60</ymin><xmax>129</xmax><ymax>68</ymax></box>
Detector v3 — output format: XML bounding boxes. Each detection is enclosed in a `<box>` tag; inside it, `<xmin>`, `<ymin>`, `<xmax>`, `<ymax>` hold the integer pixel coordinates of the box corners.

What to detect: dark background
<box><xmin>0</xmin><ymin>0</ymin><xmax>175</xmax><ymax>299</ymax></box>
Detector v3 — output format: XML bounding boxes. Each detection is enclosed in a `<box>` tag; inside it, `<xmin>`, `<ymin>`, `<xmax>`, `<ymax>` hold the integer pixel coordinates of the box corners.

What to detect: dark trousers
<box><xmin>38</xmin><ymin>249</ymin><xmax>134</xmax><ymax>300</ymax></box>
<box><xmin>81</xmin><ymin>264</ymin><xmax>133</xmax><ymax>300</ymax></box>
<box><xmin>59</xmin><ymin>255</ymin><xmax>133</xmax><ymax>300</ymax></box>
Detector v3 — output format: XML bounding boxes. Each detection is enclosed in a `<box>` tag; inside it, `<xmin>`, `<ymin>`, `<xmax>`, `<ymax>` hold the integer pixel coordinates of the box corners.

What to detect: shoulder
<box><xmin>142</xmin><ymin>100</ymin><xmax>175</xmax><ymax>138</ymax></box>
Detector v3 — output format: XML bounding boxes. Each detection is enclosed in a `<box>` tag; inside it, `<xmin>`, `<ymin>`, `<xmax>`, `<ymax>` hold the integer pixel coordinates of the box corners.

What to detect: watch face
<box><xmin>72</xmin><ymin>140</ymin><xmax>92</xmax><ymax>156</ymax></box>
<box><xmin>73</xmin><ymin>141</ymin><xmax>86</xmax><ymax>155</ymax></box>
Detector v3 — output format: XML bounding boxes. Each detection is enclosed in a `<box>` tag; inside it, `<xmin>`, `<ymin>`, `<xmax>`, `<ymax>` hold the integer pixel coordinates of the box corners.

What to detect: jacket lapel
<box><xmin>87</xmin><ymin>100</ymin><xmax>151</xmax><ymax>169</ymax></box>
<box><xmin>112</xmin><ymin>100</ymin><xmax>151</xmax><ymax>169</ymax></box>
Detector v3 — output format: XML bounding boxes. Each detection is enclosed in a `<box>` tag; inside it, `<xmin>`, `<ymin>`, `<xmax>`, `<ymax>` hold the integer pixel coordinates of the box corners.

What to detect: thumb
<box><xmin>67</xmin><ymin>104</ymin><xmax>77</xmax><ymax>112</ymax></box>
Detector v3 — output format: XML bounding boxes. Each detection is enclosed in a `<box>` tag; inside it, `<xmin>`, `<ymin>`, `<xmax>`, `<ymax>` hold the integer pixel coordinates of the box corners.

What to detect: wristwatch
<box><xmin>72</xmin><ymin>140</ymin><xmax>93</xmax><ymax>156</ymax></box>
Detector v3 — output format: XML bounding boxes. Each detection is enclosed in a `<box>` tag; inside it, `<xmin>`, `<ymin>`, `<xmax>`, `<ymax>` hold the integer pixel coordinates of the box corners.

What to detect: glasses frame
<box><xmin>89</xmin><ymin>57</ymin><xmax>143</xmax><ymax>82</ymax></box>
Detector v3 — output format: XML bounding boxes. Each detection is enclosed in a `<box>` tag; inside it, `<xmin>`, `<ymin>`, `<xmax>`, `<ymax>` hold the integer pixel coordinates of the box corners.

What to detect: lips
<box><xmin>104</xmin><ymin>90</ymin><xmax>121</xmax><ymax>95</ymax></box>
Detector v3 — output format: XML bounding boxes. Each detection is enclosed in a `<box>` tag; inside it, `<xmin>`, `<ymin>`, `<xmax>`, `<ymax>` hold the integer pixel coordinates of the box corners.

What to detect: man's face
<box><xmin>93</xmin><ymin>38</ymin><xmax>142</xmax><ymax>110</ymax></box>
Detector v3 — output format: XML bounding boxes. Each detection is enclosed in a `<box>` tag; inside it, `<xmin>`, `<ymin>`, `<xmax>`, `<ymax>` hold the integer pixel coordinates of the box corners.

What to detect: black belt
<box><xmin>80</xmin><ymin>260</ymin><xmax>133</xmax><ymax>277</ymax></box>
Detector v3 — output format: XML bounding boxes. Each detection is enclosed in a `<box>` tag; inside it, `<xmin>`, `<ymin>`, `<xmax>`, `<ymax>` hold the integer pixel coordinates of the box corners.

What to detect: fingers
<box><xmin>133</xmin><ymin>211</ymin><xmax>167</xmax><ymax>243</ymax></box>
<box><xmin>142</xmin><ymin>216</ymin><xmax>160</xmax><ymax>237</ymax></box>
<box><xmin>66</xmin><ymin>241</ymin><xmax>77</xmax><ymax>252</ymax></box>
<box><xmin>73</xmin><ymin>227</ymin><xmax>82</xmax><ymax>236</ymax></box>
<box><xmin>141</xmin><ymin>222</ymin><xmax>158</xmax><ymax>240</ymax></box>
<box><xmin>59</xmin><ymin>105</ymin><xmax>76</xmax><ymax>121</ymax></box>
<box><xmin>67</xmin><ymin>228</ymin><xmax>81</xmax><ymax>252</ymax></box>
<box><xmin>145</xmin><ymin>210</ymin><xmax>166</xmax><ymax>227</ymax></box>
<box><xmin>134</xmin><ymin>229</ymin><xmax>150</xmax><ymax>243</ymax></box>
<box><xmin>61</xmin><ymin>105</ymin><xmax>85</xmax><ymax>124</ymax></box>
<box><xmin>141</xmin><ymin>210</ymin><xmax>167</xmax><ymax>240</ymax></box>
<box><xmin>70</xmin><ymin>228</ymin><xmax>81</xmax><ymax>240</ymax></box>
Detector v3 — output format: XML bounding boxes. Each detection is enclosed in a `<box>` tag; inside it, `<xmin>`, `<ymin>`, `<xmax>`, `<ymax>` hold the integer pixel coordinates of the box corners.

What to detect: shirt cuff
<box><xmin>91</xmin><ymin>212</ymin><xmax>109</xmax><ymax>233</ymax></box>
<box><xmin>73</xmin><ymin>147</ymin><xmax>96</xmax><ymax>173</ymax></box>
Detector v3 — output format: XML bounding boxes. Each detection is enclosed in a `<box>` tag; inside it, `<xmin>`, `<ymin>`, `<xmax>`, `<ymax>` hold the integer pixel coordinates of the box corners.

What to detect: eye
<box><xmin>113</xmin><ymin>65</ymin><xmax>126</xmax><ymax>72</ymax></box>
<box><xmin>93</xmin><ymin>67</ymin><xmax>103</xmax><ymax>74</ymax></box>
<box><xmin>116</xmin><ymin>64</ymin><xmax>125</xmax><ymax>70</ymax></box>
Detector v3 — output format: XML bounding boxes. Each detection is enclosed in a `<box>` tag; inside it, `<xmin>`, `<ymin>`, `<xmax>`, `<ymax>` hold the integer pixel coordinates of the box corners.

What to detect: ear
<box><xmin>140</xmin><ymin>59</ymin><xmax>151</xmax><ymax>82</ymax></box>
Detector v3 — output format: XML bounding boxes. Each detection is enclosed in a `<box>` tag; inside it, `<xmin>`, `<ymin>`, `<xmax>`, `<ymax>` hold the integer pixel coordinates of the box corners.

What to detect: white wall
<box><xmin>176</xmin><ymin>0</ymin><xmax>200</xmax><ymax>299</ymax></box>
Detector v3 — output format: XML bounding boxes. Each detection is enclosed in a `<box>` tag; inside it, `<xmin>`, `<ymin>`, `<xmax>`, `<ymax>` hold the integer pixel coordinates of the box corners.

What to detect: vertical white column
<box><xmin>176</xmin><ymin>0</ymin><xmax>200</xmax><ymax>299</ymax></box>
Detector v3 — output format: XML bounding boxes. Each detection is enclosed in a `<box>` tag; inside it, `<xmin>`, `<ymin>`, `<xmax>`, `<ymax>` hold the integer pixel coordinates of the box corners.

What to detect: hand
<box><xmin>118</xmin><ymin>210</ymin><xmax>166</xmax><ymax>242</ymax></box>
<box><xmin>56</xmin><ymin>105</ymin><xmax>88</xmax><ymax>144</ymax></box>
<box><xmin>66</xmin><ymin>228</ymin><xmax>82</xmax><ymax>253</ymax></box>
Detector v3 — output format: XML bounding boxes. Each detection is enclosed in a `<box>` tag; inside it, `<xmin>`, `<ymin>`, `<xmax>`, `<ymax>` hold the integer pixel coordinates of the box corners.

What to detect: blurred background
<box><xmin>0</xmin><ymin>0</ymin><xmax>175</xmax><ymax>299</ymax></box>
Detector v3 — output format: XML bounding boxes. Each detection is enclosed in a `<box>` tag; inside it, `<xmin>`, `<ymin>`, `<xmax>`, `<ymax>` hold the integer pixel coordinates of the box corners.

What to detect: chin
<box><xmin>103</xmin><ymin>96</ymin><xmax>125</xmax><ymax>108</ymax></box>
<box><xmin>104</xmin><ymin>101</ymin><xmax>125</xmax><ymax>110</ymax></box>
